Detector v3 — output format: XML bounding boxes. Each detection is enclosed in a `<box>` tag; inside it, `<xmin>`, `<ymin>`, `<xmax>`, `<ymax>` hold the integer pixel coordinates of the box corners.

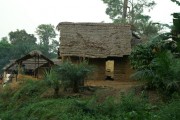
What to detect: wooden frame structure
<box><xmin>3</xmin><ymin>50</ymin><xmax>54</xmax><ymax>81</ymax></box>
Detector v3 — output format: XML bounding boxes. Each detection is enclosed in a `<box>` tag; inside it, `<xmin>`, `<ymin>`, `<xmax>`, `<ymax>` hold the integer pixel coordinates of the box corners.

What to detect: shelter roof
<box><xmin>3</xmin><ymin>50</ymin><xmax>54</xmax><ymax>71</ymax></box>
<box><xmin>57</xmin><ymin>22</ymin><xmax>133</xmax><ymax>58</ymax></box>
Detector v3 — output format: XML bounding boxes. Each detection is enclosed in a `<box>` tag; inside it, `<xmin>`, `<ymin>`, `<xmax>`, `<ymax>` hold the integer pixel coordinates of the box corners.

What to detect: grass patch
<box><xmin>0</xmin><ymin>79</ymin><xmax>179</xmax><ymax>120</ymax></box>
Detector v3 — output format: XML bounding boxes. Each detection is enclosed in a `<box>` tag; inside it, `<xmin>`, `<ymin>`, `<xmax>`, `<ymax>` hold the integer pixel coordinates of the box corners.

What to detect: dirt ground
<box><xmin>0</xmin><ymin>79</ymin><xmax>141</xmax><ymax>92</ymax></box>
<box><xmin>85</xmin><ymin>80</ymin><xmax>160</xmax><ymax>103</ymax></box>
<box><xmin>0</xmin><ymin>79</ymin><xmax>160</xmax><ymax>103</ymax></box>
<box><xmin>85</xmin><ymin>80</ymin><xmax>141</xmax><ymax>91</ymax></box>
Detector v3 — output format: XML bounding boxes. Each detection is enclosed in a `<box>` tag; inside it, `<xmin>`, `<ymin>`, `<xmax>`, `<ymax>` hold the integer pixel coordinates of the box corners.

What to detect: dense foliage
<box><xmin>36</xmin><ymin>24</ymin><xmax>58</xmax><ymax>57</ymax></box>
<box><xmin>44</xmin><ymin>68</ymin><xmax>60</xmax><ymax>96</ymax></box>
<box><xmin>9</xmin><ymin>29</ymin><xmax>37</xmax><ymax>58</ymax></box>
<box><xmin>0</xmin><ymin>80</ymin><xmax>179</xmax><ymax>120</ymax></box>
<box><xmin>43</xmin><ymin>62</ymin><xmax>93</xmax><ymax>95</ymax></box>
<box><xmin>130</xmin><ymin>37</ymin><xmax>176</xmax><ymax>70</ymax></box>
<box><xmin>131</xmin><ymin>49</ymin><xmax>180</xmax><ymax>97</ymax></box>
<box><xmin>0</xmin><ymin>40</ymin><xmax>12</xmax><ymax>73</ymax></box>
<box><xmin>130</xmin><ymin>0</ymin><xmax>180</xmax><ymax>98</ymax></box>
<box><xmin>130</xmin><ymin>11</ymin><xmax>180</xmax><ymax>98</ymax></box>
<box><xmin>57</xmin><ymin>61</ymin><xmax>93</xmax><ymax>93</ymax></box>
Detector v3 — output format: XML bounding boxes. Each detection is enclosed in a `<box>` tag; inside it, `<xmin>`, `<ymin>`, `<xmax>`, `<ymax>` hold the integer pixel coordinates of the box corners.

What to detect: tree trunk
<box><xmin>73</xmin><ymin>80</ymin><xmax>79</xmax><ymax>93</ymax></box>
<box><xmin>54</xmin><ymin>87</ymin><xmax>59</xmax><ymax>97</ymax></box>
<box><xmin>122</xmin><ymin>0</ymin><xmax>128</xmax><ymax>22</ymax></box>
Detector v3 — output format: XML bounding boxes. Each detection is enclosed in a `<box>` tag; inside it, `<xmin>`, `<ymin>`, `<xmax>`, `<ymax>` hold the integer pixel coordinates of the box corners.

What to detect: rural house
<box><xmin>57</xmin><ymin>22</ymin><xmax>140</xmax><ymax>81</ymax></box>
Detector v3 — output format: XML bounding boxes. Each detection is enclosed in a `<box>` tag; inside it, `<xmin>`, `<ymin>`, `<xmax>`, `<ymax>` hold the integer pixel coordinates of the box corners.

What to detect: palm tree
<box><xmin>131</xmin><ymin>51</ymin><xmax>180</xmax><ymax>96</ymax></box>
<box><xmin>44</xmin><ymin>68</ymin><xmax>60</xmax><ymax>96</ymax></box>
<box><xmin>58</xmin><ymin>61</ymin><xmax>92</xmax><ymax>93</ymax></box>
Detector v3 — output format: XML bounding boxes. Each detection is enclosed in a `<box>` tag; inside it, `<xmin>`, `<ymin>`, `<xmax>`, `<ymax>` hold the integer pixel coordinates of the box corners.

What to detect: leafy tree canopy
<box><xmin>36</xmin><ymin>24</ymin><xmax>57</xmax><ymax>46</ymax></box>
<box><xmin>0</xmin><ymin>38</ymin><xmax>13</xmax><ymax>73</ymax></box>
<box><xmin>8</xmin><ymin>29</ymin><xmax>38</xmax><ymax>58</ymax></box>
<box><xmin>1</xmin><ymin>37</ymin><xmax>9</xmax><ymax>43</ymax></box>
<box><xmin>171</xmin><ymin>0</ymin><xmax>180</xmax><ymax>6</ymax></box>
<box><xmin>102</xmin><ymin>0</ymin><xmax>161</xmax><ymax>38</ymax></box>
<box><xmin>36</xmin><ymin>24</ymin><xmax>58</xmax><ymax>58</ymax></box>
<box><xmin>102</xmin><ymin>0</ymin><xmax>155</xmax><ymax>23</ymax></box>
<box><xmin>9</xmin><ymin>29</ymin><xmax>36</xmax><ymax>45</ymax></box>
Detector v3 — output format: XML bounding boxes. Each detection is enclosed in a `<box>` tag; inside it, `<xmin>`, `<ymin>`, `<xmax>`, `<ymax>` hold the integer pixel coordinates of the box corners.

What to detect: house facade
<box><xmin>57</xmin><ymin>22</ymin><xmax>140</xmax><ymax>81</ymax></box>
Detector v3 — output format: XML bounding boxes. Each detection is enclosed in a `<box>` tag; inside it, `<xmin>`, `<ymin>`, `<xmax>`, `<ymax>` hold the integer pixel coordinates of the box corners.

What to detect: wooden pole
<box><xmin>131</xmin><ymin>0</ymin><xmax>134</xmax><ymax>24</ymax></box>
<box><xmin>34</xmin><ymin>56</ymin><xmax>36</xmax><ymax>78</ymax></box>
<box><xmin>62</xmin><ymin>56</ymin><xmax>64</xmax><ymax>62</ymax></box>
<box><xmin>37</xmin><ymin>55</ymin><xmax>39</xmax><ymax>78</ymax></box>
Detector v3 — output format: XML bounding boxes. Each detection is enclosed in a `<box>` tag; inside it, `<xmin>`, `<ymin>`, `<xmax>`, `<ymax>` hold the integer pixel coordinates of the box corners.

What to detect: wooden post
<box><xmin>37</xmin><ymin>55</ymin><xmax>39</xmax><ymax>78</ymax></box>
<box><xmin>34</xmin><ymin>56</ymin><xmax>36</xmax><ymax>78</ymax></box>
<box><xmin>61</xmin><ymin>56</ymin><xmax>64</xmax><ymax>62</ymax></box>
<box><xmin>131</xmin><ymin>0</ymin><xmax>134</xmax><ymax>24</ymax></box>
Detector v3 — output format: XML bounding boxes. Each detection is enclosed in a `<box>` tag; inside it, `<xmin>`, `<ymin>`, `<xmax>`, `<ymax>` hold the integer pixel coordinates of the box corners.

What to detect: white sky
<box><xmin>0</xmin><ymin>0</ymin><xmax>180</xmax><ymax>38</ymax></box>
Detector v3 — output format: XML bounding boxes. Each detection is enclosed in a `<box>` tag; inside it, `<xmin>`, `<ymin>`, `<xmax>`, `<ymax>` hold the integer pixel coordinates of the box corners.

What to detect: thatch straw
<box><xmin>57</xmin><ymin>22</ymin><xmax>132</xmax><ymax>58</ymax></box>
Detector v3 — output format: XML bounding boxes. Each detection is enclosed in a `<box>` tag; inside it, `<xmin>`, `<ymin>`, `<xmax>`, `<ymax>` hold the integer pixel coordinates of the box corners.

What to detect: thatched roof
<box><xmin>3</xmin><ymin>59</ymin><xmax>50</xmax><ymax>71</ymax></box>
<box><xmin>3</xmin><ymin>50</ymin><xmax>54</xmax><ymax>71</ymax></box>
<box><xmin>16</xmin><ymin>50</ymin><xmax>53</xmax><ymax>64</ymax></box>
<box><xmin>57</xmin><ymin>22</ymin><xmax>133</xmax><ymax>58</ymax></box>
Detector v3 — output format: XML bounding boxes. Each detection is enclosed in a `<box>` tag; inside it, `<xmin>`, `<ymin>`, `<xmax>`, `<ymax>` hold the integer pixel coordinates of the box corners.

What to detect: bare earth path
<box><xmin>86</xmin><ymin>80</ymin><xmax>141</xmax><ymax>91</ymax></box>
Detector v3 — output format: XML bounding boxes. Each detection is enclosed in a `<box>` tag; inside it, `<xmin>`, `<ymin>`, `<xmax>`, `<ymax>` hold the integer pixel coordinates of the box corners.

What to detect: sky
<box><xmin>0</xmin><ymin>0</ymin><xmax>180</xmax><ymax>39</ymax></box>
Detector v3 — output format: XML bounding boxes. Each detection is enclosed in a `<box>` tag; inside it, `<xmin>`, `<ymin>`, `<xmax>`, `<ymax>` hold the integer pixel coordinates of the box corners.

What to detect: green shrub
<box><xmin>119</xmin><ymin>92</ymin><xmax>147</xmax><ymax>112</ymax></box>
<box><xmin>114</xmin><ymin>92</ymin><xmax>153</xmax><ymax>120</ymax></box>
<box><xmin>0</xmin><ymin>85</ymin><xmax>13</xmax><ymax>100</ymax></box>
<box><xmin>0</xmin><ymin>98</ymin><xmax>100</xmax><ymax>120</ymax></box>
<box><xmin>0</xmin><ymin>85</ymin><xmax>14</xmax><ymax>112</ymax></box>
<box><xmin>58</xmin><ymin>61</ymin><xmax>93</xmax><ymax>93</ymax></box>
<box><xmin>131</xmin><ymin>50</ymin><xmax>180</xmax><ymax>98</ymax></box>
<box><xmin>1</xmin><ymin>80</ymin><xmax>178</xmax><ymax>120</ymax></box>
<box><xmin>12</xmin><ymin>80</ymin><xmax>47</xmax><ymax>100</ymax></box>
<box><xmin>44</xmin><ymin>68</ymin><xmax>61</xmax><ymax>97</ymax></box>
<box><xmin>72</xmin><ymin>92</ymin><xmax>155</xmax><ymax>120</ymax></box>
<box><xmin>157</xmin><ymin>100</ymin><xmax>180</xmax><ymax>120</ymax></box>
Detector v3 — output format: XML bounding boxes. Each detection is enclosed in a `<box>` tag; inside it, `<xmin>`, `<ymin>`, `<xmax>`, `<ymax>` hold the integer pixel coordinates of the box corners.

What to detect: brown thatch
<box><xmin>16</xmin><ymin>50</ymin><xmax>53</xmax><ymax>64</ymax></box>
<box><xmin>57</xmin><ymin>22</ymin><xmax>133</xmax><ymax>58</ymax></box>
<box><xmin>3</xmin><ymin>50</ymin><xmax>54</xmax><ymax>71</ymax></box>
<box><xmin>3</xmin><ymin>59</ymin><xmax>51</xmax><ymax>71</ymax></box>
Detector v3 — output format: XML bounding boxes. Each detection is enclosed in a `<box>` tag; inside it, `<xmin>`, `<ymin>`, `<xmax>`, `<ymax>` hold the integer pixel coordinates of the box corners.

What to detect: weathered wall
<box><xmin>62</xmin><ymin>56</ymin><xmax>106</xmax><ymax>80</ymax></box>
<box><xmin>114</xmin><ymin>56</ymin><xmax>134</xmax><ymax>81</ymax></box>
<box><xmin>62</xmin><ymin>56</ymin><xmax>134</xmax><ymax>81</ymax></box>
<box><xmin>58</xmin><ymin>22</ymin><xmax>132</xmax><ymax>58</ymax></box>
<box><xmin>37</xmin><ymin>68</ymin><xmax>46</xmax><ymax>79</ymax></box>
<box><xmin>88</xmin><ymin>58</ymin><xmax>106</xmax><ymax>80</ymax></box>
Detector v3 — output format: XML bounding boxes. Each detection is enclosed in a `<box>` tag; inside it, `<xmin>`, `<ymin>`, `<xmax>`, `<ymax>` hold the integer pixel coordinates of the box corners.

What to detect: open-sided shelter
<box><xmin>3</xmin><ymin>50</ymin><xmax>55</xmax><ymax>82</ymax></box>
